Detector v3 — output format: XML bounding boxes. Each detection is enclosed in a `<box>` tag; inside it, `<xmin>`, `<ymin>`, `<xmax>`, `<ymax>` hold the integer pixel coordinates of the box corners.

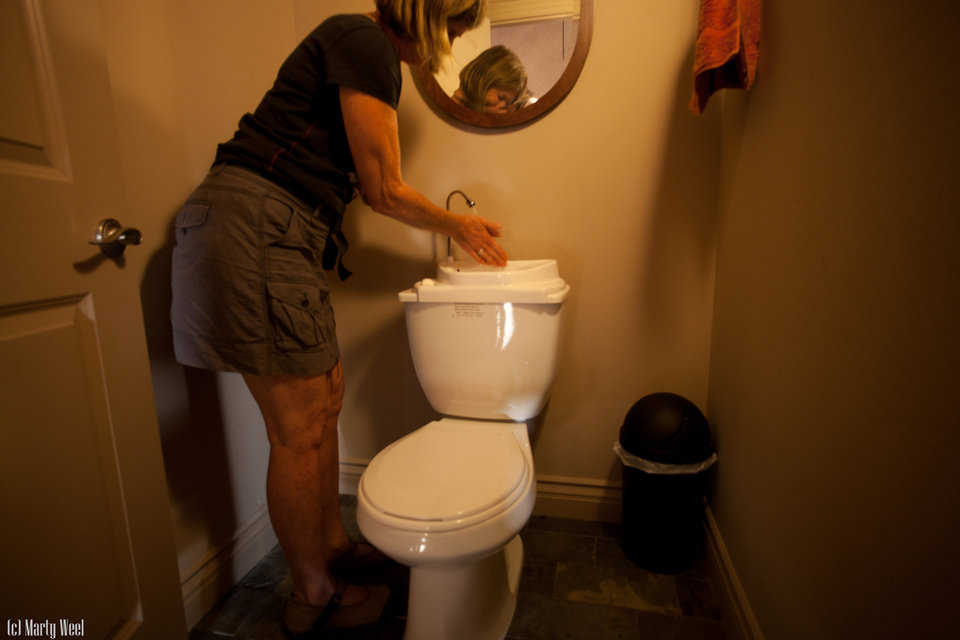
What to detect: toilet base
<box><xmin>403</xmin><ymin>535</ymin><xmax>524</xmax><ymax>640</ymax></box>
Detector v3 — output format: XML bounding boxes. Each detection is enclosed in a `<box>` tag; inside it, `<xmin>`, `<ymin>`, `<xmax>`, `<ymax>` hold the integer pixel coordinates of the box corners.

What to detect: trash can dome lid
<box><xmin>619</xmin><ymin>393</ymin><xmax>713</xmax><ymax>465</ymax></box>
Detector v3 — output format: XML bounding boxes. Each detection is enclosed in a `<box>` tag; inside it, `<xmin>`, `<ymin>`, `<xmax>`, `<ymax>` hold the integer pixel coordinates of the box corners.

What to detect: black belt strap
<box><xmin>320</xmin><ymin>212</ymin><xmax>352</xmax><ymax>281</ymax></box>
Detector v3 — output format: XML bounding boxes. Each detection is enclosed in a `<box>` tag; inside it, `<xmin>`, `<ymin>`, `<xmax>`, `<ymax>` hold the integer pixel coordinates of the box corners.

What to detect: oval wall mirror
<box><xmin>412</xmin><ymin>0</ymin><xmax>594</xmax><ymax>129</ymax></box>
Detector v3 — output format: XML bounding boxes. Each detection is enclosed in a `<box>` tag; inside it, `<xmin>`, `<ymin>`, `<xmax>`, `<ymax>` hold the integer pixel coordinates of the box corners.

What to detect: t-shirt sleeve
<box><xmin>324</xmin><ymin>26</ymin><xmax>401</xmax><ymax>109</ymax></box>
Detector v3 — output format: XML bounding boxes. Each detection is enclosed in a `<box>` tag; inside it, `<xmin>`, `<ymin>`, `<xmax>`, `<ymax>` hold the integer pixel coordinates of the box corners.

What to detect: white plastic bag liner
<box><xmin>614</xmin><ymin>442</ymin><xmax>718</xmax><ymax>475</ymax></box>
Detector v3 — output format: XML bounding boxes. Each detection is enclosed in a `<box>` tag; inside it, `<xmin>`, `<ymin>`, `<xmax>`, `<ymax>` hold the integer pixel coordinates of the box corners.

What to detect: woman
<box><xmin>453</xmin><ymin>44</ymin><xmax>532</xmax><ymax>114</ymax></box>
<box><xmin>170</xmin><ymin>1</ymin><xmax>505</xmax><ymax>636</ymax></box>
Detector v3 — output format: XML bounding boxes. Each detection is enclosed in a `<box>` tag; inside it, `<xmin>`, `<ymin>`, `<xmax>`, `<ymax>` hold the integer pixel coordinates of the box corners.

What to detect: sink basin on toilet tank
<box><xmin>399</xmin><ymin>260</ymin><xmax>570</xmax><ymax>421</ymax></box>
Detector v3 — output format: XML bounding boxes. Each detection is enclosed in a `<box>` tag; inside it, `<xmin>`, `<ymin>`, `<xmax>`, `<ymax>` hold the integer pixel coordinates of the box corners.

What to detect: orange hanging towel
<box><xmin>689</xmin><ymin>0</ymin><xmax>763</xmax><ymax>114</ymax></box>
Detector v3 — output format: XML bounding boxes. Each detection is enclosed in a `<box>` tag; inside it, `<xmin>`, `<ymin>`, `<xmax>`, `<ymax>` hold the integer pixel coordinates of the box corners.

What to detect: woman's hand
<box><xmin>452</xmin><ymin>214</ymin><xmax>508</xmax><ymax>267</ymax></box>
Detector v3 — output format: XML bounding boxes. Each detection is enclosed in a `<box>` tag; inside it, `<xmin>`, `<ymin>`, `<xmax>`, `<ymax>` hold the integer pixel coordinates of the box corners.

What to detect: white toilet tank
<box><xmin>398</xmin><ymin>259</ymin><xmax>570</xmax><ymax>421</ymax></box>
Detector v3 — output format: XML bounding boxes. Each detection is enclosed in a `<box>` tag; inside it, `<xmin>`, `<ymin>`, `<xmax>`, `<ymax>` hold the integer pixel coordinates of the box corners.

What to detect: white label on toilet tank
<box><xmin>453</xmin><ymin>303</ymin><xmax>485</xmax><ymax>319</ymax></box>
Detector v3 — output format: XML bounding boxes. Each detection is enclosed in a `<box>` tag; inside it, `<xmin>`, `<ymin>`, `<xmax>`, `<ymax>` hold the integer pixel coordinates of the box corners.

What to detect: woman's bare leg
<box><xmin>242</xmin><ymin>361</ymin><xmax>352</xmax><ymax>606</ymax></box>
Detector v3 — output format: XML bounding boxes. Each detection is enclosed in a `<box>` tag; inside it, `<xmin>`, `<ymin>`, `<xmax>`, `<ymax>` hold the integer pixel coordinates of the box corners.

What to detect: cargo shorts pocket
<box><xmin>176</xmin><ymin>201</ymin><xmax>210</xmax><ymax>228</ymax></box>
<box><xmin>174</xmin><ymin>202</ymin><xmax>210</xmax><ymax>238</ymax></box>
<box><xmin>266</xmin><ymin>281</ymin><xmax>330</xmax><ymax>351</ymax></box>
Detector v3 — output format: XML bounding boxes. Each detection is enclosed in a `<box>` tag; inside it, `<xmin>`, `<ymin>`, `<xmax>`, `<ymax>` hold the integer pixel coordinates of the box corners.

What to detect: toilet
<box><xmin>356</xmin><ymin>259</ymin><xmax>570</xmax><ymax>640</ymax></box>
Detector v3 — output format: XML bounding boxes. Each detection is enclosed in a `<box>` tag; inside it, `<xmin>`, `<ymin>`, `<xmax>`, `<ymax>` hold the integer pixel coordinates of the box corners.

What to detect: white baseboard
<box><xmin>339</xmin><ymin>459</ymin><xmax>623</xmax><ymax>523</ymax></box>
<box><xmin>179</xmin><ymin>505</ymin><xmax>279</xmax><ymax>630</ymax></box>
<box><xmin>703</xmin><ymin>506</ymin><xmax>765</xmax><ymax>640</ymax></box>
<box><xmin>532</xmin><ymin>474</ymin><xmax>622</xmax><ymax>522</ymax></box>
<box><xmin>339</xmin><ymin>458</ymin><xmax>367</xmax><ymax>497</ymax></box>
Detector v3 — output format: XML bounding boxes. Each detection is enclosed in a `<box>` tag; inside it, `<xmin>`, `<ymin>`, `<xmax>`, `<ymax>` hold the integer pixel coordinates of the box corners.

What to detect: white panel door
<box><xmin>0</xmin><ymin>1</ymin><xmax>186</xmax><ymax>637</ymax></box>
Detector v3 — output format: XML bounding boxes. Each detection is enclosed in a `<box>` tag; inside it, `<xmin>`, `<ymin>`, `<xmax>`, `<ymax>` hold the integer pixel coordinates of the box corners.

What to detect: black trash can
<box><xmin>614</xmin><ymin>393</ymin><xmax>717</xmax><ymax>573</ymax></box>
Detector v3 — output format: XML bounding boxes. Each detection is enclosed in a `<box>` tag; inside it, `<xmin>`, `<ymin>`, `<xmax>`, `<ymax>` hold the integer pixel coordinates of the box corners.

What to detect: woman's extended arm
<box><xmin>339</xmin><ymin>86</ymin><xmax>507</xmax><ymax>266</ymax></box>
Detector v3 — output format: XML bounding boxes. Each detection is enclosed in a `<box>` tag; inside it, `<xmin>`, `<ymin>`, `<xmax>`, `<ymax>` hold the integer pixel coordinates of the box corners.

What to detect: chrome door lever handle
<box><xmin>90</xmin><ymin>218</ymin><xmax>142</xmax><ymax>257</ymax></box>
<box><xmin>117</xmin><ymin>228</ymin><xmax>142</xmax><ymax>245</ymax></box>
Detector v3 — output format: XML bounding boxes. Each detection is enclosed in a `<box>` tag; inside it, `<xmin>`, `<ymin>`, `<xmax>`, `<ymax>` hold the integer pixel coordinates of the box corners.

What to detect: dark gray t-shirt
<box><xmin>215</xmin><ymin>14</ymin><xmax>401</xmax><ymax>215</ymax></box>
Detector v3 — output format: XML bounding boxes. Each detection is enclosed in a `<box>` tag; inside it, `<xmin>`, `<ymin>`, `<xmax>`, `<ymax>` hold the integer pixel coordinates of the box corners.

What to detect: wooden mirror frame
<box><xmin>412</xmin><ymin>0</ymin><xmax>594</xmax><ymax>129</ymax></box>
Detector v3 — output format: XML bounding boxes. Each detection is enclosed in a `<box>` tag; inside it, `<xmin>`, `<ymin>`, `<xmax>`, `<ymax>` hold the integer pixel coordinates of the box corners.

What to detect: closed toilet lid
<box><xmin>362</xmin><ymin>419</ymin><xmax>527</xmax><ymax>522</ymax></box>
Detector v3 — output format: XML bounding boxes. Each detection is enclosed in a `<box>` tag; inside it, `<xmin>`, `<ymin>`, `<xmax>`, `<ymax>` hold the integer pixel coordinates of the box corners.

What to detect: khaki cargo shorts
<box><xmin>171</xmin><ymin>164</ymin><xmax>340</xmax><ymax>376</ymax></box>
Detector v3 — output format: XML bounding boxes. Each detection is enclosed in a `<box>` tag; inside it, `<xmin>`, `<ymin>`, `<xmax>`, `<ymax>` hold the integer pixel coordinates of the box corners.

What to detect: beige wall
<box><xmin>102</xmin><ymin>0</ymin><xmax>720</xmax><ymax>603</ymax></box>
<box><xmin>708</xmin><ymin>1</ymin><xmax>959</xmax><ymax>638</ymax></box>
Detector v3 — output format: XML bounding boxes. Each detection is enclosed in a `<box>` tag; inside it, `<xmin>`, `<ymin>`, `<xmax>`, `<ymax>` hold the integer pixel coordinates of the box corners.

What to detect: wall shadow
<box><xmin>140</xmin><ymin>207</ymin><xmax>239</xmax><ymax>586</ymax></box>
<box><xmin>331</xmin><ymin>210</ymin><xmax>437</xmax><ymax>296</ymax></box>
<box><xmin>617</xmin><ymin>52</ymin><xmax>723</xmax><ymax>491</ymax></box>
<box><xmin>641</xmin><ymin>50</ymin><xmax>722</xmax><ymax>370</ymax></box>
<box><xmin>338</xmin><ymin>303</ymin><xmax>437</xmax><ymax>454</ymax></box>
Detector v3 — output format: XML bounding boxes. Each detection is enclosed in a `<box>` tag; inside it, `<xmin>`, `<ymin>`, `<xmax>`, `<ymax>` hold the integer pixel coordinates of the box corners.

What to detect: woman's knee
<box><xmin>267</xmin><ymin>412</ymin><xmax>335</xmax><ymax>451</ymax></box>
<box><xmin>245</xmin><ymin>362</ymin><xmax>345</xmax><ymax>450</ymax></box>
<box><xmin>325</xmin><ymin>360</ymin><xmax>345</xmax><ymax>415</ymax></box>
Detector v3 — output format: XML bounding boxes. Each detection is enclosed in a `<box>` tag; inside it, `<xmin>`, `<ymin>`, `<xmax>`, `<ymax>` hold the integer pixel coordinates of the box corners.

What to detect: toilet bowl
<box><xmin>356</xmin><ymin>260</ymin><xmax>569</xmax><ymax>640</ymax></box>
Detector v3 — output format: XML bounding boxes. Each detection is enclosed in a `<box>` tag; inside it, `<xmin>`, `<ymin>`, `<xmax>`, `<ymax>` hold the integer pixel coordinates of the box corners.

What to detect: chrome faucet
<box><xmin>445</xmin><ymin>190</ymin><xmax>476</xmax><ymax>261</ymax></box>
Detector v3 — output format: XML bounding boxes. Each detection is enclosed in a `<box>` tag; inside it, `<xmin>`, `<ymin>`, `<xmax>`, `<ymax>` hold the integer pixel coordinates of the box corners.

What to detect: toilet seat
<box><xmin>360</xmin><ymin>418</ymin><xmax>530</xmax><ymax>533</ymax></box>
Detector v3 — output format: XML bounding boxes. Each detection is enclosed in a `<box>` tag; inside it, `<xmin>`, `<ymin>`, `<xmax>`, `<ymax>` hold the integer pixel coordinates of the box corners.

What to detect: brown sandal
<box><xmin>282</xmin><ymin>581</ymin><xmax>390</xmax><ymax>638</ymax></box>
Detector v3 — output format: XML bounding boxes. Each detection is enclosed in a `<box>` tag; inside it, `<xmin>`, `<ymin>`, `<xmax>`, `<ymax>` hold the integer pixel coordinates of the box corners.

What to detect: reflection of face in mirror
<box><xmin>433</xmin><ymin>5</ymin><xmax>580</xmax><ymax>111</ymax></box>
<box><xmin>414</xmin><ymin>1</ymin><xmax>592</xmax><ymax>128</ymax></box>
<box><xmin>452</xmin><ymin>46</ymin><xmax>531</xmax><ymax>114</ymax></box>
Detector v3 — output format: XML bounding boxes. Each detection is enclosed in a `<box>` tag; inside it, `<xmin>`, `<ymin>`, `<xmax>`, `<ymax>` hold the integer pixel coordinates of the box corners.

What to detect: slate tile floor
<box><xmin>191</xmin><ymin>496</ymin><xmax>726</xmax><ymax>639</ymax></box>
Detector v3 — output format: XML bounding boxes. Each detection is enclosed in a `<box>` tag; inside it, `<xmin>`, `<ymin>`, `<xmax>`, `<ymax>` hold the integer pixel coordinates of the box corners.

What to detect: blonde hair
<box><xmin>457</xmin><ymin>45</ymin><xmax>529</xmax><ymax>111</ymax></box>
<box><xmin>376</xmin><ymin>0</ymin><xmax>486</xmax><ymax>73</ymax></box>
